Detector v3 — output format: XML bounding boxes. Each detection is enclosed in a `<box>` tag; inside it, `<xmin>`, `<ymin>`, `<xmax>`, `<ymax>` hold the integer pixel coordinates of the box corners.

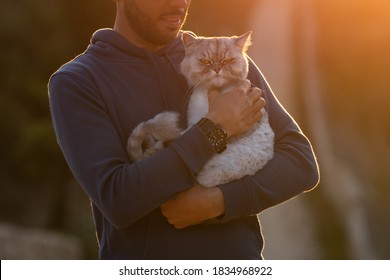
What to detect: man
<box><xmin>49</xmin><ymin>0</ymin><xmax>319</xmax><ymax>259</ymax></box>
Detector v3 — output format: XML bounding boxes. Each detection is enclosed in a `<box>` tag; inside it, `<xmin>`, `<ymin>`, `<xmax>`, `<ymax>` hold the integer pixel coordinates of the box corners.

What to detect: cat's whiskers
<box><xmin>193</xmin><ymin>73</ymin><xmax>244</xmax><ymax>90</ymax></box>
<box><xmin>185</xmin><ymin>73</ymin><xmax>246</xmax><ymax>101</ymax></box>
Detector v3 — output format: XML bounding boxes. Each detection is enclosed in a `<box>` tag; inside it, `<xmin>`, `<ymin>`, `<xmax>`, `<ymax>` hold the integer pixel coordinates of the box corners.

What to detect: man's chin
<box><xmin>146</xmin><ymin>27</ymin><xmax>181</xmax><ymax>46</ymax></box>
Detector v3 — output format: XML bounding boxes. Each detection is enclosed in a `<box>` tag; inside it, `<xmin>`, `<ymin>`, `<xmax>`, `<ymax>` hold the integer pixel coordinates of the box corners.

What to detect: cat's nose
<box><xmin>213</xmin><ymin>64</ymin><xmax>222</xmax><ymax>74</ymax></box>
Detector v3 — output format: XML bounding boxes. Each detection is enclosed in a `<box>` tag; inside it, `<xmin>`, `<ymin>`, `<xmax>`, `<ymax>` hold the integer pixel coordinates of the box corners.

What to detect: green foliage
<box><xmin>0</xmin><ymin>0</ymin><xmax>115</xmax><ymax>182</ymax></box>
<box><xmin>0</xmin><ymin>0</ymin><xmax>115</xmax><ymax>258</ymax></box>
<box><xmin>2</xmin><ymin>1</ymin><xmax>63</xmax><ymax>185</ymax></box>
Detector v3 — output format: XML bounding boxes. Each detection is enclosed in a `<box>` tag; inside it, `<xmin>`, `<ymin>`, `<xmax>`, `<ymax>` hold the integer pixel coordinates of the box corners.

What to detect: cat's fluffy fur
<box><xmin>127</xmin><ymin>32</ymin><xmax>274</xmax><ymax>187</ymax></box>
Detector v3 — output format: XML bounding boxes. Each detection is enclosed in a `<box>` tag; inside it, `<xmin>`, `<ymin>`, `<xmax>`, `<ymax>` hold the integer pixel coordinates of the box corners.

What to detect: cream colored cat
<box><xmin>127</xmin><ymin>32</ymin><xmax>274</xmax><ymax>187</ymax></box>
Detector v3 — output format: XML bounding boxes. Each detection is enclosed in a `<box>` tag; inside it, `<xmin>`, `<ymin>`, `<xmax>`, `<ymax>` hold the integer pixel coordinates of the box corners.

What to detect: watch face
<box><xmin>197</xmin><ymin>118</ymin><xmax>227</xmax><ymax>153</ymax></box>
<box><xmin>207</xmin><ymin>127</ymin><xmax>227</xmax><ymax>153</ymax></box>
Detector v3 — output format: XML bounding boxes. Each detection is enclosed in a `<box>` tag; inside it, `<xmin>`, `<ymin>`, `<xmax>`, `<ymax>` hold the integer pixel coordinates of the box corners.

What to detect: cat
<box><xmin>127</xmin><ymin>32</ymin><xmax>274</xmax><ymax>187</ymax></box>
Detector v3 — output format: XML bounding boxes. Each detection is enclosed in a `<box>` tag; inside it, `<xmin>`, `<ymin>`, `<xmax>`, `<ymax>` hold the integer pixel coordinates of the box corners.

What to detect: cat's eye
<box><xmin>199</xmin><ymin>59</ymin><xmax>212</xmax><ymax>65</ymax></box>
<box><xmin>222</xmin><ymin>58</ymin><xmax>235</xmax><ymax>65</ymax></box>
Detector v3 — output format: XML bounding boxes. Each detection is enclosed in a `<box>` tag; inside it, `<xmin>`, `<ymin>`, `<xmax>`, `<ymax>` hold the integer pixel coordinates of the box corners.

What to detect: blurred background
<box><xmin>0</xmin><ymin>0</ymin><xmax>389</xmax><ymax>259</ymax></box>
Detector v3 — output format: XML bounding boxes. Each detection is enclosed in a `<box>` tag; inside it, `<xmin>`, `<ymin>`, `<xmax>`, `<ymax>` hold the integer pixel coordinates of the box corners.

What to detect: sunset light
<box><xmin>1</xmin><ymin>0</ymin><xmax>389</xmax><ymax>262</ymax></box>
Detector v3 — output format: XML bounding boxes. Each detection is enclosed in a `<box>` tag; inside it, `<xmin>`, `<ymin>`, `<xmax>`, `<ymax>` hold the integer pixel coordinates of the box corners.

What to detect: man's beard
<box><xmin>124</xmin><ymin>0</ymin><xmax>187</xmax><ymax>46</ymax></box>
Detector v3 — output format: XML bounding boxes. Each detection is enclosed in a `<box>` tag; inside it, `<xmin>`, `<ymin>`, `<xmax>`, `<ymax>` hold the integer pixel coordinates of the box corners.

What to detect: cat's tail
<box><xmin>127</xmin><ymin>111</ymin><xmax>182</xmax><ymax>162</ymax></box>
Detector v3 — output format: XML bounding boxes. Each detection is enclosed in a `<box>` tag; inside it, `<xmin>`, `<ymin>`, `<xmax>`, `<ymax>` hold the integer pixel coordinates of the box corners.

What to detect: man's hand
<box><xmin>160</xmin><ymin>184</ymin><xmax>225</xmax><ymax>229</ymax></box>
<box><xmin>206</xmin><ymin>79</ymin><xmax>265</xmax><ymax>138</ymax></box>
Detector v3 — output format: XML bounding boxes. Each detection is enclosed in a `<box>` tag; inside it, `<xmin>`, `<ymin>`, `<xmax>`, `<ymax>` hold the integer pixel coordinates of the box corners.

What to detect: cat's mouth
<box><xmin>210</xmin><ymin>76</ymin><xmax>228</xmax><ymax>88</ymax></box>
<box><xmin>198</xmin><ymin>74</ymin><xmax>244</xmax><ymax>89</ymax></box>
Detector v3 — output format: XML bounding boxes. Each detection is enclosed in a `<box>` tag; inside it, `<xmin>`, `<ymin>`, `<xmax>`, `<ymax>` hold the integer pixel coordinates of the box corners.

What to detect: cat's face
<box><xmin>180</xmin><ymin>32</ymin><xmax>252</xmax><ymax>89</ymax></box>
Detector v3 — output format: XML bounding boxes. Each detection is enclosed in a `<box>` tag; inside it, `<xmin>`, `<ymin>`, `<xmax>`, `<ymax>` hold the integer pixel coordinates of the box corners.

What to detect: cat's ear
<box><xmin>235</xmin><ymin>31</ymin><xmax>252</xmax><ymax>53</ymax></box>
<box><xmin>181</xmin><ymin>32</ymin><xmax>198</xmax><ymax>49</ymax></box>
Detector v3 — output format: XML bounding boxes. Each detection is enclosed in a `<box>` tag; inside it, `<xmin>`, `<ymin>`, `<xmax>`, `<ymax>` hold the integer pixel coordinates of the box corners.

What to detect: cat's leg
<box><xmin>127</xmin><ymin>111</ymin><xmax>182</xmax><ymax>161</ymax></box>
<box><xmin>143</xmin><ymin>138</ymin><xmax>165</xmax><ymax>158</ymax></box>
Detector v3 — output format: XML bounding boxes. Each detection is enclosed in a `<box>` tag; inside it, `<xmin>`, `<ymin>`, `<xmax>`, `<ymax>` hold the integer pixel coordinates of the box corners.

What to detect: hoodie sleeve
<box><xmin>48</xmin><ymin>70</ymin><xmax>214</xmax><ymax>229</ymax></box>
<box><xmin>218</xmin><ymin>59</ymin><xmax>320</xmax><ymax>222</ymax></box>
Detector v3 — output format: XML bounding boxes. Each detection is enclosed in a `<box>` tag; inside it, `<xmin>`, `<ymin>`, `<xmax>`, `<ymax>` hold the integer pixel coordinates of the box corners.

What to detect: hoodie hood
<box><xmin>87</xmin><ymin>28</ymin><xmax>186</xmax><ymax>63</ymax></box>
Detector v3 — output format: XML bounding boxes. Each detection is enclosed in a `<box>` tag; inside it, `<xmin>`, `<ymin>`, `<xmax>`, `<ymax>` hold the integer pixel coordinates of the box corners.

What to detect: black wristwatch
<box><xmin>196</xmin><ymin>118</ymin><xmax>228</xmax><ymax>154</ymax></box>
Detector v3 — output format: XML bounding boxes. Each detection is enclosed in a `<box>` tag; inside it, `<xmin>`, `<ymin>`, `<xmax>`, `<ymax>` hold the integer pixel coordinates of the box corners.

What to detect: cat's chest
<box><xmin>187</xmin><ymin>88</ymin><xmax>209</xmax><ymax>126</ymax></box>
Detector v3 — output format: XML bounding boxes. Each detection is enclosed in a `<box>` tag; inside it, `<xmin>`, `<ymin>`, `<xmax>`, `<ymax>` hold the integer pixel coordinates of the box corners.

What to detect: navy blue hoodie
<box><xmin>49</xmin><ymin>29</ymin><xmax>319</xmax><ymax>259</ymax></box>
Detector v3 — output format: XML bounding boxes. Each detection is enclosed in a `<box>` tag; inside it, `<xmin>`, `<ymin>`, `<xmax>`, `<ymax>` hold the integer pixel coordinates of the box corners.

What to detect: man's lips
<box><xmin>160</xmin><ymin>14</ymin><xmax>184</xmax><ymax>29</ymax></box>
